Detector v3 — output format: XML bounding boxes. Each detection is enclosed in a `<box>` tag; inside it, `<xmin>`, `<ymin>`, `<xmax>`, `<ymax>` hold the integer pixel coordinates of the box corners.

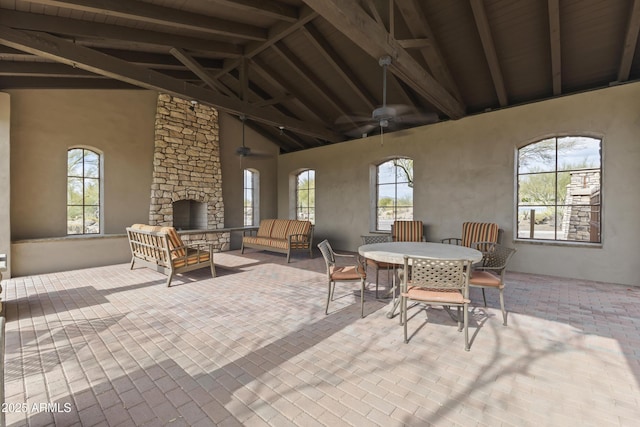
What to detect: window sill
<box><xmin>514</xmin><ymin>238</ymin><xmax>602</xmax><ymax>249</ymax></box>
<box><xmin>12</xmin><ymin>234</ymin><xmax>126</xmax><ymax>244</ymax></box>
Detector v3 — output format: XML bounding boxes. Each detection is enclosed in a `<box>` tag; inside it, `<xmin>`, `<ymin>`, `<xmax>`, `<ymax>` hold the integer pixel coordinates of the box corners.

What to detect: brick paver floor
<box><xmin>2</xmin><ymin>249</ymin><xmax>639</xmax><ymax>426</ymax></box>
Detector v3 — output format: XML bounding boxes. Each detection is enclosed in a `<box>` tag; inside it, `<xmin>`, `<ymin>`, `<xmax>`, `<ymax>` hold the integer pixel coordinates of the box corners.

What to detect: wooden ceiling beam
<box><xmin>396</xmin><ymin>38</ymin><xmax>430</xmax><ymax>49</ymax></box>
<box><xmin>0</xmin><ymin>25</ymin><xmax>340</xmax><ymax>142</ymax></box>
<box><xmin>205</xmin><ymin>0</ymin><xmax>298</xmax><ymax>23</ymax></box>
<box><xmin>246</xmin><ymin>116</ymin><xmax>304</xmax><ymax>152</ymax></box>
<box><xmin>618</xmin><ymin>0</ymin><xmax>640</xmax><ymax>82</ymax></box>
<box><xmin>0</xmin><ymin>61</ymin><xmax>97</xmax><ymax>77</ymax></box>
<box><xmin>0</xmin><ymin>76</ymin><xmax>137</xmax><ymax>89</ymax></box>
<box><xmin>300</xmin><ymin>0</ymin><xmax>465</xmax><ymax>119</ymax></box>
<box><xmin>396</xmin><ymin>0</ymin><xmax>464</xmax><ymax>103</ymax></box>
<box><xmin>212</xmin><ymin>6</ymin><xmax>318</xmax><ymax>80</ymax></box>
<box><xmin>97</xmin><ymin>48</ymin><xmax>222</xmax><ymax>70</ymax></box>
<box><xmin>0</xmin><ymin>59</ymin><xmax>210</xmax><ymax>81</ymax></box>
<box><xmin>470</xmin><ymin>0</ymin><xmax>508</xmax><ymax>107</ymax></box>
<box><xmin>301</xmin><ymin>24</ymin><xmax>377</xmax><ymax>110</ymax></box>
<box><xmin>251</xmin><ymin>58</ymin><xmax>332</xmax><ymax>126</ymax></box>
<box><xmin>0</xmin><ymin>10</ymin><xmax>241</xmax><ymax>58</ymax></box>
<box><xmin>169</xmin><ymin>48</ymin><xmax>235</xmax><ymax>97</ymax></box>
<box><xmin>271</xmin><ymin>42</ymin><xmax>352</xmax><ymax>120</ymax></box>
<box><xmin>548</xmin><ymin>0</ymin><xmax>562</xmax><ymax>95</ymax></box>
<box><xmin>363</xmin><ymin>0</ymin><xmax>386</xmax><ymax>29</ymax></box>
<box><xmin>252</xmin><ymin>95</ymin><xmax>295</xmax><ymax>108</ymax></box>
<box><xmin>223</xmin><ymin>70</ymin><xmax>310</xmax><ymax>138</ymax></box>
<box><xmin>26</xmin><ymin>0</ymin><xmax>267</xmax><ymax>41</ymax></box>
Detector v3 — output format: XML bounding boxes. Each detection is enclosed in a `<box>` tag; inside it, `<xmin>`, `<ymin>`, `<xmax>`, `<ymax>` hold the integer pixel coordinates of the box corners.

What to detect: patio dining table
<box><xmin>358</xmin><ymin>241</ymin><xmax>483</xmax><ymax>318</ymax></box>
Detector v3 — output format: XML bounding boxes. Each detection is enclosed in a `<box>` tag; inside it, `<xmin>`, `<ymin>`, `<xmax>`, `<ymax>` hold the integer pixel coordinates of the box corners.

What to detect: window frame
<box><xmin>243</xmin><ymin>168</ymin><xmax>259</xmax><ymax>226</ymax></box>
<box><xmin>515</xmin><ymin>135</ymin><xmax>603</xmax><ymax>246</ymax></box>
<box><xmin>293</xmin><ymin>169</ymin><xmax>315</xmax><ymax>224</ymax></box>
<box><xmin>371</xmin><ymin>157</ymin><xmax>414</xmax><ymax>232</ymax></box>
<box><xmin>67</xmin><ymin>147</ymin><xmax>103</xmax><ymax>235</ymax></box>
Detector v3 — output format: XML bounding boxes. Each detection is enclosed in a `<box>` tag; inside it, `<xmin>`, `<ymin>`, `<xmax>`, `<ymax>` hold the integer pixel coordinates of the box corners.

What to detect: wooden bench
<box><xmin>241</xmin><ymin>219</ymin><xmax>314</xmax><ymax>262</ymax></box>
<box><xmin>126</xmin><ymin>224</ymin><xmax>215</xmax><ymax>287</ymax></box>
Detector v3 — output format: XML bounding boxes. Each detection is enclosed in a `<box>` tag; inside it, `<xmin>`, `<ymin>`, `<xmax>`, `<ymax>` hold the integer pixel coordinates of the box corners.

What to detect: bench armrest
<box><xmin>287</xmin><ymin>233</ymin><xmax>311</xmax><ymax>243</ymax></box>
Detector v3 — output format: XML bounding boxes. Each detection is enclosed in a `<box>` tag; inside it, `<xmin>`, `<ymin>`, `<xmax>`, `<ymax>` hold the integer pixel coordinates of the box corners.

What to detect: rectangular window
<box><xmin>517</xmin><ymin>136</ymin><xmax>601</xmax><ymax>243</ymax></box>
<box><xmin>296</xmin><ymin>170</ymin><xmax>315</xmax><ymax>224</ymax></box>
<box><xmin>244</xmin><ymin>169</ymin><xmax>257</xmax><ymax>226</ymax></box>
<box><xmin>67</xmin><ymin>148</ymin><xmax>101</xmax><ymax>234</ymax></box>
<box><xmin>376</xmin><ymin>158</ymin><xmax>413</xmax><ymax>231</ymax></box>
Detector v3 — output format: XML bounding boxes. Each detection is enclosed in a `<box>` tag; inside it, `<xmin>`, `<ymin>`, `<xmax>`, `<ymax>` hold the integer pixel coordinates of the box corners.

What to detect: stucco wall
<box><xmin>7</xmin><ymin>89</ymin><xmax>158</xmax><ymax>276</ymax></box>
<box><xmin>219</xmin><ymin>113</ymin><xmax>279</xmax><ymax>249</ymax></box>
<box><xmin>277</xmin><ymin>82</ymin><xmax>640</xmax><ymax>286</ymax></box>
<box><xmin>0</xmin><ymin>93</ymin><xmax>10</xmax><ymax>277</ymax></box>
<box><xmin>9</xmin><ymin>89</ymin><xmax>158</xmax><ymax>239</ymax></box>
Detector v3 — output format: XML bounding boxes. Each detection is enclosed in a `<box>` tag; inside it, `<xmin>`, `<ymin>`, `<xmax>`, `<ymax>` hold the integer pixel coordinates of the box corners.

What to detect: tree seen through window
<box><xmin>296</xmin><ymin>170</ymin><xmax>315</xmax><ymax>224</ymax></box>
<box><xmin>376</xmin><ymin>158</ymin><xmax>413</xmax><ymax>231</ymax></box>
<box><xmin>67</xmin><ymin>148</ymin><xmax>100</xmax><ymax>234</ymax></box>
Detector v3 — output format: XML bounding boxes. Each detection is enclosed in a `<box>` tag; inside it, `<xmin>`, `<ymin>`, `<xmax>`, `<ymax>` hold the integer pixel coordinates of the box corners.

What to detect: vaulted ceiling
<box><xmin>1</xmin><ymin>0</ymin><xmax>639</xmax><ymax>153</ymax></box>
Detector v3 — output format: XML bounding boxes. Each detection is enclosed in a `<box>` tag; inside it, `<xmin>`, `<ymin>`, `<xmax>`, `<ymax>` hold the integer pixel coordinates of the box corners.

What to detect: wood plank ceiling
<box><xmin>0</xmin><ymin>0</ymin><xmax>639</xmax><ymax>153</ymax></box>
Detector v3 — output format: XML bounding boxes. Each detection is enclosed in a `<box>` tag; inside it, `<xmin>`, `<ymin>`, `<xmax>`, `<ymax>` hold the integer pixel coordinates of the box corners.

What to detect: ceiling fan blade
<box><xmin>384</xmin><ymin>104</ymin><xmax>414</xmax><ymax>117</ymax></box>
<box><xmin>335</xmin><ymin>114</ymin><xmax>375</xmax><ymax>125</ymax></box>
<box><xmin>344</xmin><ymin>123</ymin><xmax>378</xmax><ymax>138</ymax></box>
<box><xmin>248</xmin><ymin>152</ymin><xmax>274</xmax><ymax>159</ymax></box>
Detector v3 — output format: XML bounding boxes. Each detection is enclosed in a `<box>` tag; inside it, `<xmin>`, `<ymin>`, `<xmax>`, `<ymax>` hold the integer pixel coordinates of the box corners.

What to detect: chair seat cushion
<box><xmin>330</xmin><ymin>265</ymin><xmax>366</xmax><ymax>280</ymax></box>
<box><xmin>243</xmin><ymin>236</ymin><xmax>289</xmax><ymax>250</ymax></box>
<box><xmin>172</xmin><ymin>249</ymin><xmax>210</xmax><ymax>268</ymax></box>
<box><xmin>402</xmin><ymin>286</ymin><xmax>469</xmax><ymax>304</ymax></box>
<box><xmin>469</xmin><ymin>270</ymin><xmax>501</xmax><ymax>287</ymax></box>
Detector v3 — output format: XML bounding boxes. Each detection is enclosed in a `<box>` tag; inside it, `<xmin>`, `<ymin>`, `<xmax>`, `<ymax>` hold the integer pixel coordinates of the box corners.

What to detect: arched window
<box><xmin>517</xmin><ymin>136</ymin><xmax>602</xmax><ymax>243</ymax></box>
<box><xmin>243</xmin><ymin>169</ymin><xmax>259</xmax><ymax>226</ymax></box>
<box><xmin>295</xmin><ymin>169</ymin><xmax>315</xmax><ymax>224</ymax></box>
<box><xmin>375</xmin><ymin>158</ymin><xmax>413</xmax><ymax>231</ymax></box>
<box><xmin>67</xmin><ymin>148</ymin><xmax>101</xmax><ymax>234</ymax></box>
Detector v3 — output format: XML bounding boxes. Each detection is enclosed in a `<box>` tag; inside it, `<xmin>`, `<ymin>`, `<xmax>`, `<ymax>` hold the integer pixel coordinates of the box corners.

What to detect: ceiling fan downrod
<box><xmin>379</xmin><ymin>56</ymin><xmax>392</xmax><ymax>107</ymax></box>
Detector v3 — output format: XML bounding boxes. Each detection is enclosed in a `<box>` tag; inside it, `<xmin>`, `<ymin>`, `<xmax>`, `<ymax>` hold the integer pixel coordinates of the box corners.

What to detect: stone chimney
<box><xmin>149</xmin><ymin>94</ymin><xmax>228</xmax><ymax>248</ymax></box>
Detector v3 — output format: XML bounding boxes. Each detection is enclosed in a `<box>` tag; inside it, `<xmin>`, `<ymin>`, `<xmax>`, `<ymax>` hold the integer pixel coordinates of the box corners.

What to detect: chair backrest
<box><xmin>471</xmin><ymin>242</ymin><xmax>517</xmax><ymax>272</ymax></box>
<box><xmin>404</xmin><ymin>256</ymin><xmax>470</xmax><ymax>294</ymax></box>
<box><xmin>392</xmin><ymin>220</ymin><xmax>424</xmax><ymax>242</ymax></box>
<box><xmin>361</xmin><ymin>234</ymin><xmax>392</xmax><ymax>245</ymax></box>
<box><xmin>461</xmin><ymin>222</ymin><xmax>499</xmax><ymax>248</ymax></box>
<box><xmin>317</xmin><ymin>239</ymin><xmax>335</xmax><ymax>266</ymax></box>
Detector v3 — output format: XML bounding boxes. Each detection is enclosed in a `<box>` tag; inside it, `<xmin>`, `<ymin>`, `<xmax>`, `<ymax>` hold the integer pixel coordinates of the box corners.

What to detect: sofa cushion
<box><xmin>287</xmin><ymin>220</ymin><xmax>311</xmax><ymax>242</ymax></box>
<box><xmin>172</xmin><ymin>248</ymin><xmax>210</xmax><ymax>268</ymax></box>
<box><xmin>270</xmin><ymin>220</ymin><xmax>291</xmax><ymax>239</ymax></box>
<box><xmin>243</xmin><ymin>236</ymin><xmax>289</xmax><ymax>250</ymax></box>
<box><xmin>160</xmin><ymin>226</ymin><xmax>186</xmax><ymax>258</ymax></box>
<box><xmin>257</xmin><ymin>219</ymin><xmax>276</xmax><ymax>237</ymax></box>
<box><xmin>131</xmin><ymin>223</ymin><xmax>162</xmax><ymax>232</ymax></box>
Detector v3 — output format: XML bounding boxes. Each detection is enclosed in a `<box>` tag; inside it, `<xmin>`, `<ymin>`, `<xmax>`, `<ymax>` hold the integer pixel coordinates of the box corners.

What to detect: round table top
<box><xmin>358</xmin><ymin>241</ymin><xmax>483</xmax><ymax>264</ymax></box>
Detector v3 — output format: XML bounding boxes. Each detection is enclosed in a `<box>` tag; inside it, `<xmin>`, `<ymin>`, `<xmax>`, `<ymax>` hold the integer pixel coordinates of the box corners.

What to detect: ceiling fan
<box><xmin>235</xmin><ymin>115</ymin><xmax>272</xmax><ymax>161</ymax></box>
<box><xmin>336</xmin><ymin>56</ymin><xmax>439</xmax><ymax>140</ymax></box>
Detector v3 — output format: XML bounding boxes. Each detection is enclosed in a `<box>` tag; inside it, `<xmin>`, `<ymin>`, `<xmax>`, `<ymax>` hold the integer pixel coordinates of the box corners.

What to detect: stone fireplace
<box><xmin>148</xmin><ymin>94</ymin><xmax>229</xmax><ymax>249</ymax></box>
